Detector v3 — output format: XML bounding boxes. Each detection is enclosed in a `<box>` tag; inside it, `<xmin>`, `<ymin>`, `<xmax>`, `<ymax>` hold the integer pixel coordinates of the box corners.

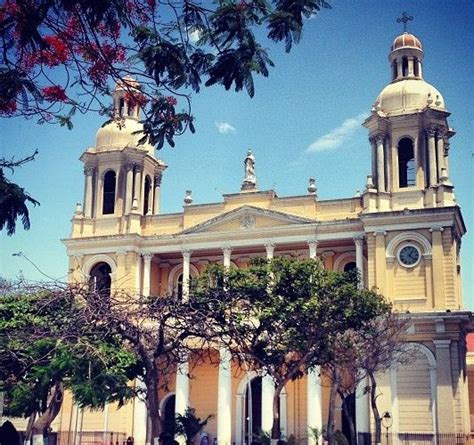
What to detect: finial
<box><xmin>184</xmin><ymin>190</ymin><xmax>193</xmax><ymax>205</ymax></box>
<box><xmin>307</xmin><ymin>178</ymin><xmax>317</xmax><ymax>196</ymax></box>
<box><xmin>396</xmin><ymin>12</ymin><xmax>413</xmax><ymax>33</ymax></box>
<box><xmin>74</xmin><ymin>202</ymin><xmax>83</xmax><ymax>216</ymax></box>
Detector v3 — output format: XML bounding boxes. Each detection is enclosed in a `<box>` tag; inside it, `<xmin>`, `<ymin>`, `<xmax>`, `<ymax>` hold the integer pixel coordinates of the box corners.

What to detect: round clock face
<box><xmin>398</xmin><ymin>245</ymin><xmax>420</xmax><ymax>267</ymax></box>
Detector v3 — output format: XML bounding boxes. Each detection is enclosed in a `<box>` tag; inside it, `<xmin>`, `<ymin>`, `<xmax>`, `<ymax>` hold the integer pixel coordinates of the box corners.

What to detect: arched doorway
<box><xmin>161</xmin><ymin>394</ymin><xmax>176</xmax><ymax>436</ymax></box>
<box><xmin>244</xmin><ymin>377</ymin><xmax>263</xmax><ymax>443</ymax></box>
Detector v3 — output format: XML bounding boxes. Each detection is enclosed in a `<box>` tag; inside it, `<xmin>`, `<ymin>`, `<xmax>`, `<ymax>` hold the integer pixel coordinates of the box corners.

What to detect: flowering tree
<box><xmin>0</xmin><ymin>0</ymin><xmax>331</xmax><ymax>148</ymax></box>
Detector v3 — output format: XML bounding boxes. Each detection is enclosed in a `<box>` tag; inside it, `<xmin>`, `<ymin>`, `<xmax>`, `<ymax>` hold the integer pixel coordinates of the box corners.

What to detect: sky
<box><xmin>1</xmin><ymin>1</ymin><xmax>473</xmax><ymax>308</ymax></box>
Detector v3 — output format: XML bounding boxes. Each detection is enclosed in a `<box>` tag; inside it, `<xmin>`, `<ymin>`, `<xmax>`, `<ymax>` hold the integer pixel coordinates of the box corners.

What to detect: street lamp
<box><xmin>381</xmin><ymin>412</ymin><xmax>393</xmax><ymax>445</ymax></box>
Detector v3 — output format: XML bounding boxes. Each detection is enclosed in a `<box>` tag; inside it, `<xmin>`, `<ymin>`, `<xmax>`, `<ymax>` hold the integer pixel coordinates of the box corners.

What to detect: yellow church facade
<box><xmin>56</xmin><ymin>31</ymin><xmax>473</xmax><ymax>444</ymax></box>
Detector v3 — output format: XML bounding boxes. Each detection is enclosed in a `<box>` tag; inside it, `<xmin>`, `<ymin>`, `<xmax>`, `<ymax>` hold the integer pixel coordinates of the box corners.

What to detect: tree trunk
<box><xmin>145</xmin><ymin>362</ymin><xmax>163</xmax><ymax>445</ymax></box>
<box><xmin>368</xmin><ymin>373</ymin><xmax>381</xmax><ymax>445</ymax></box>
<box><xmin>270</xmin><ymin>385</ymin><xmax>282</xmax><ymax>445</ymax></box>
<box><xmin>31</xmin><ymin>381</ymin><xmax>64</xmax><ymax>445</ymax></box>
<box><xmin>327</xmin><ymin>368</ymin><xmax>340</xmax><ymax>445</ymax></box>
<box><xmin>24</xmin><ymin>412</ymin><xmax>36</xmax><ymax>444</ymax></box>
<box><xmin>338</xmin><ymin>391</ymin><xmax>356</xmax><ymax>445</ymax></box>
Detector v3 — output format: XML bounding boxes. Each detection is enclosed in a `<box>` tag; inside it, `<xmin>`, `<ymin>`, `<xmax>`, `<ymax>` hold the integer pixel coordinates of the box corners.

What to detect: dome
<box><xmin>376</xmin><ymin>79</ymin><xmax>445</xmax><ymax>116</ymax></box>
<box><xmin>391</xmin><ymin>32</ymin><xmax>422</xmax><ymax>52</ymax></box>
<box><xmin>95</xmin><ymin>118</ymin><xmax>154</xmax><ymax>153</ymax></box>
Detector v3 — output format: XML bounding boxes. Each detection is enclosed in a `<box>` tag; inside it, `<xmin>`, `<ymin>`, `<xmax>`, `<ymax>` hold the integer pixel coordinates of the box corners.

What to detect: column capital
<box><xmin>142</xmin><ymin>252</ymin><xmax>153</xmax><ymax>261</ymax></box>
<box><xmin>433</xmin><ymin>339</ymin><xmax>451</xmax><ymax>349</ymax></box>
<box><xmin>307</xmin><ymin>239</ymin><xmax>319</xmax><ymax>247</ymax></box>
<box><xmin>182</xmin><ymin>249</ymin><xmax>192</xmax><ymax>260</ymax></box>
<box><xmin>222</xmin><ymin>246</ymin><xmax>233</xmax><ymax>255</ymax></box>
<box><xmin>353</xmin><ymin>235</ymin><xmax>365</xmax><ymax>245</ymax></box>
<box><xmin>84</xmin><ymin>166</ymin><xmax>95</xmax><ymax>176</ymax></box>
<box><xmin>430</xmin><ymin>226</ymin><xmax>444</xmax><ymax>233</ymax></box>
<box><xmin>373</xmin><ymin>230</ymin><xmax>387</xmax><ymax>237</ymax></box>
<box><xmin>126</xmin><ymin>162</ymin><xmax>135</xmax><ymax>172</ymax></box>
<box><xmin>321</xmin><ymin>251</ymin><xmax>335</xmax><ymax>259</ymax></box>
<box><xmin>426</xmin><ymin>127</ymin><xmax>437</xmax><ymax>137</ymax></box>
<box><xmin>375</xmin><ymin>133</ymin><xmax>386</xmax><ymax>144</ymax></box>
<box><xmin>265</xmin><ymin>243</ymin><xmax>275</xmax><ymax>258</ymax></box>
<box><xmin>134</xmin><ymin>165</ymin><xmax>143</xmax><ymax>173</ymax></box>
<box><xmin>154</xmin><ymin>173</ymin><xmax>162</xmax><ymax>186</ymax></box>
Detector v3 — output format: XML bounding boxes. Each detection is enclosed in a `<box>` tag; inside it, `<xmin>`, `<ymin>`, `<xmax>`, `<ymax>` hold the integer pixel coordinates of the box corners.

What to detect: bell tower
<box><xmin>72</xmin><ymin>77</ymin><xmax>166</xmax><ymax>237</ymax></box>
<box><xmin>362</xmin><ymin>31</ymin><xmax>455</xmax><ymax>212</ymax></box>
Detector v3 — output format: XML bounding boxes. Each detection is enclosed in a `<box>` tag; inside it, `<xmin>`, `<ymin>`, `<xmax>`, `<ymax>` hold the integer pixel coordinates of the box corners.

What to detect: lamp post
<box><xmin>381</xmin><ymin>412</ymin><xmax>393</xmax><ymax>445</ymax></box>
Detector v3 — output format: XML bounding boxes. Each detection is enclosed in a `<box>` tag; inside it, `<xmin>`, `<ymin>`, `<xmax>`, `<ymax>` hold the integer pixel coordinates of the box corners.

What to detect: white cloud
<box><xmin>215</xmin><ymin>121</ymin><xmax>236</xmax><ymax>134</ymax></box>
<box><xmin>306</xmin><ymin>112</ymin><xmax>369</xmax><ymax>153</ymax></box>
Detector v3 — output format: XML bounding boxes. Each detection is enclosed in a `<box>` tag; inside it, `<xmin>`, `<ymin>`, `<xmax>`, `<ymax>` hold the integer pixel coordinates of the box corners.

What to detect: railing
<box><xmin>357</xmin><ymin>433</ymin><xmax>474</xmax><ymax>445</ymax></box>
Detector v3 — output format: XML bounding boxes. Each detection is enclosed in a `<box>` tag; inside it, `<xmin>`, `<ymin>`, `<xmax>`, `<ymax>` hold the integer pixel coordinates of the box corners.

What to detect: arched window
<box><xmin>413</xmin><ymin>57</ymin><xmax>419</xmax><ymax>77</ymax></box>
<box><xmin>402</xmin><ymin>57</ymin><xmax>408</xmax><ymax>77</ymax></box>
<box><xmin>162</xmin><ymin>395</ymin><xmax>176</xmax><ymax>437</ymax></box>
<box><xmin>103</xmin><ymin>170</ymin><xmax>116</xmax><ymax>214</ymax></box>
<box><xmin>143</xmin><ymin>175</ymin><xmax>152</xmax><ymax>215</ymax></box>
<box><xmin>398</xmin><ymin>138</ymin><xmax>416</xmax><ymax>188</ymax></box>
<box><xmin>392</xmin><ymin>61</ymin><xmax>398</xmax><ymax>80</ymax></box>
<box><xmin>89</xmin><ymin>262</ymin><xmax>112</xmax><ymax>297</ymax></box>
<box><xmin>119</xmin><ymin>98</ymin><xmax>125</xmax><ymax>116</ymax></box>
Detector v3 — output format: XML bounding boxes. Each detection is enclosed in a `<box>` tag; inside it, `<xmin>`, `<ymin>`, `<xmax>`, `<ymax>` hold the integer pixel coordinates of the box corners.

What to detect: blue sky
<box><xmin>1</xmin><ymin>1</ymin><xmax>473</xmax><ymax>309</ymax></box>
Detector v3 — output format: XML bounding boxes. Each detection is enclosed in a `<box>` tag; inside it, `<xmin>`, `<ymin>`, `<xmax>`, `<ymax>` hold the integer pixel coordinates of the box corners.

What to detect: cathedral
<box><xmin>55</xmin><ymin>29</ymin><xmax>473</xmax><ymax>444</ymax></box>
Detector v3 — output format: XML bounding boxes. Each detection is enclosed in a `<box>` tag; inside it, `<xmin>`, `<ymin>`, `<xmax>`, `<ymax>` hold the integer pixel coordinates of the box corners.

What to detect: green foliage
<box><xmin>175</xmin><ymin>407</ymin><xmax>213</xmax><ymax>443</ymax></box>
<box><xmin>0</xmin><ymin>284</ymin><xmax>139</xmax><ymax>419</ymax></box>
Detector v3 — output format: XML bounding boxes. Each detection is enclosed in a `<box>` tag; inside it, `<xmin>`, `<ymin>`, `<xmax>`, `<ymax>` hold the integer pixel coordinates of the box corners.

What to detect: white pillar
<box><xmin>182</xmin><ymin>250</ymin><xmax>192</xmax><ymax>301</ymax></box>
<box><xmin>427</xmin><ymin>129</ymin><xmax>437</xmax><ymax>186</ymax></box>
<box><xmin>125</xmin><ymin>163</ymin><xmax>134</xmax><ymax>214</ymax></box>
<box><xmin>265</xmin><ymin>243</ymin><xmax>275</xmax><ymax>260</ymax></box>
<box><xmin>133</xmin><ymin>378</ymin><xmax>148</xmax><ymax>445</ymax></box>
<box><xmin>223</xmin><ymin>247</ymin><xmax>232</xmax><ymax>268</ymax></box>
<box><xmin>261</xmin><ymin>375</ymin><xmax>275</xmax><ymax>435</ymax></box>
<box><xmin>133</xmin><ymin>166</ymin><xmax>142</xmax><ymax>210</ymax></box>
<box><xmin>370</xmin><ymin>139</ymin><xmax>377</xmax><ymax>184</ymax></box>
<box><xmin>307</xmin><ymin>367</ymin><xmax>323</xmax><ymax>445</ymax></box>
<box><xmin>376</xmin><ymin>135</ymin><xmax>385</xmax><ymax>192</ymax></box>
<box><xmin>436</xmin><ymin>130</ymin><xmax>445</xmax><ymax>180</ymax></box>
<box><xmin>217</xmin><ymin>348</ymin><xmax>232</xmax><ymax>445</ymax></box>
<box><xmin>355</xmin><ymin>378</ymin><xmax>370</xmax><ymax>438</ymax></box>
<box><xmin>84</xmin><ymin>167</ymin><xmax>94</xmax><ymax>218</ymax></box>
<box><xmin>308</xmin><ymin>240</ymin><xmax>318</xmax><ymax>260</ymax></box>
<box><xmin>142</xmin><ymin>253</ymin><xmax>152</xmax><ymax>297</ymax></box>
<box><xmin>175</xmin><ymin>360</ymin><xmax>190</xmax><ymax>416</ymax></box>
<box><xmin>353</xmin><ymin>235</ymin><xmax>365</xmax><ymax>288</ymax></box>
<box><xmin>153</xmin><ymin>174</ymin><xmax>161</xmax><ymax>215</ymax></box>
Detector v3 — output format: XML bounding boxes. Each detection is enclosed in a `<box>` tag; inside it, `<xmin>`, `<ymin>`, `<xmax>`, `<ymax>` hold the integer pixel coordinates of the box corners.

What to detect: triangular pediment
<box><xmin>181</xmin><ymin>205</ymin><xmax>315</xmax><ymax>235</ymax></box>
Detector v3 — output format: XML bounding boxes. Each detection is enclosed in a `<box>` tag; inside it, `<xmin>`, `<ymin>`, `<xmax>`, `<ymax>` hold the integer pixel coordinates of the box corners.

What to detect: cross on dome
<box><xmin>396</xmin><ymin>12</ymin><xmax>414</xmax><ymax>32</ymax></box>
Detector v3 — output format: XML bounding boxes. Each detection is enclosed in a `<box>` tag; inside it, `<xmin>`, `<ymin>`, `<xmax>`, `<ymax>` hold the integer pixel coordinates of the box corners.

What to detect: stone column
<box><xmin>261</xmin><ymin>375</ymin><xmax>275</xmax><ymax>435</ymax></box>
<box><xmin>407</xmin><ymin>56</ymin><xmax>415</xmax><ymax>76</ymax></box>
<box><xmin>96</xmin><ymin>170</ymin><xmax>104</xmax><ymax>216</ymax></box>
<box><xmin>265</xmin><ymin>243</ymin><xmax>275</xmax><ymax>260</ymax></box>
<box><xmin>142</xmin><ymin>253</ymin><xmax>152</xmax><ymax>297</ymax></box>
<box><xmin>430</xmin><ymin>226</ymin><xmax>445</xmax><ymax>309</ymax></box>
<box><xmin>376</xmin><ymin>135</ymin><xmax>385</xmax><ymax>192</ymax></box>
<box><xmin>307</xmin><ymin>368</ymin><xmax>323</xmax><ymax>445</ymax></box>
<box><xmin>133</xmin><ymin>378</ymin><xmax>148</xmax><ymax>445</ymax></box>
<box><xmin>443</xmin><ymin>141</ymin><xmax>450</xmax><ymax>180</ymax></box>
<box><xmin>353</xmin><ymin>235</ymin><xmax>365</xmax><ymax>288</ymax></box>
<box><xmin>84</xmin><ymin>167</ymin><xmax>95</xmax><ymax>218</ymax></box>
<box><xmin>355</xmin><ymin>378</ymin><xmax>370</xmax><ymax>439</ymax></box>
<box><xmin>181</xmin><ymin>249</ymin><xmax>192</xmax><ymax>301</ymax></box>
<box><xmin>434</xmin><ymin>340</ymin><xmax>455</xmax><ymax>432</ymax></box>
<box><xmin>374</xmin><ymin>231</ymin><xmax>386</xmax><ymax>295</ymax></box>
<box><xmin>427</xmin><ymin>128</ymin><xmax>437</xmax><ymax>186</ymax></box>
<box><xmin>153</xmin><ymin>174</ymin><xmax>162</xmax><ymax>215</ymax></box>
<box><xmin>223</xmin><ymin>247</ymin><xmax>232</xmax><ymax>268</ymax></box>
<box><xmin>217</xmin><ymin>348</ymin><xmax>232</xmax><ymax>445</ymax></box>
<box><xmin>436</xmin><ymin>130</ymin><xmax>445</xmax><ymax>180</ymax></box>
<box><xmin>133</xmin><ymin>166</ymin><xmax>143</xmax><ymax>210</ymax></box>
<box><xmin>175</xmin><ymin>360</ymin><xmax>189</xmax><ymax>417</ymax></box>
<box><xmin>308</xmin><ymin>240</ymin><xmax>318</xmax><ymax>260</ymax></box>
<box><xmin>125</xmin><ymin>163</ymin><xmax>134</xmax><ymax>214</ymax></box>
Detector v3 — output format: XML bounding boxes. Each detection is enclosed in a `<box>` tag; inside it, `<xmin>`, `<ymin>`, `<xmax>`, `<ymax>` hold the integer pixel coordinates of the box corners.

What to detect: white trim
<box><xmin>386</xmin><ymin>232</ymin><xmax>432</xmax><ymax>257</ymax></box>
<box><xmin>397</xmin><ymin>244</ymin><xmax>422</xmax><ymax>268</ymax></box>
<box><xmin>159</xmin><ymin>392</ymin><xmax>176</xmax><ymax>417</ymax></box>
<box><xmin>333</xmin><ymin>252</ymin><xmax>356</xmax><ymax>272</ymax></box>
<box><xmin>82</xmin><ymin>254</ymin><xmax>117</xmax><ymax>276</ymax></box>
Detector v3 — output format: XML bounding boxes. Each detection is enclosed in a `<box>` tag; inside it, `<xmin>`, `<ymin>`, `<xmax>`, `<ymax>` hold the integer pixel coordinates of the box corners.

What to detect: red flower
<box><xmin>165</xmin><ymin>96</ymin><xmax>177</xmax><ymax>106</ymax></box>
<box><xmin>124</xmin><ymin>91</ymin><xmax>148</xmax><ymax>108</ymax></box>
<box><xmin>42</xmin><ymin>85</ymin><xmax>68</xmax><ymax>102</ymax></box>
<box><xmin>41</xmin><ymin>35</ymin><xmax>69</xmax><ymax>66</ymax></box>
<box><xmin>0</xmin><ymin>100</ymin><xmax>17</xmax><ymax>115</ymax></box>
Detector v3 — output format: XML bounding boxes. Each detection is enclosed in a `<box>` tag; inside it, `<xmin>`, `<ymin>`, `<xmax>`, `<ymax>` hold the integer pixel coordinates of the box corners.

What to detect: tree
<box><xmin>0</xmin><ymin>152</ymin><xmax>39</xmax><ymax>236</ymax></box>
<box><xmin>322</xmin><ymin>313</ymin><xmax>412</xmax><ymax>445</ymax></box>
<box><xmin>82</xmin><ymin>288</ymin><xmax>214</xmax><ymax>445</ymax></box>
<box><xmin>175</xmin><ymin>407</ymin><xmax>213</xmax><ymax>445</ymax></box>
<box><xmin>191</xmin><ymin>257</ymin><xmax>391</xmax><ymax>445</ymax></box>
<box><xmin>0</xmin><ymin>0</ymin><xmax>331</xmax><ymax>148</ymax></box>
<box><xmin>0</xmin><ymin>281</ymin><xmax>139</xmax><ymax>445</ymax></box>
